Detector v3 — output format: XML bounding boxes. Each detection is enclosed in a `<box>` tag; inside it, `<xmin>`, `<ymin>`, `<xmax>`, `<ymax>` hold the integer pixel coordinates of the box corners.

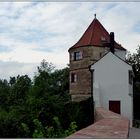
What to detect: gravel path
<box><xmin>129</xmin><ymin>127</ymin><xmax>140</xmax><ymax>138</ymax></box>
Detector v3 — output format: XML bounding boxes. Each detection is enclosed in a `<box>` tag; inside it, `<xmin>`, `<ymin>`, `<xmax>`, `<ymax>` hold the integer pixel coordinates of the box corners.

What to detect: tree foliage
<box><xmin>126</xmin><ymin>45</ymin><xmax>140</xmax><ymax>74</ymax></box>
<box><xmin>126</xmin><ymin>45</ymin><xmax>140</xmax><ymax>120</ymax></box>
<box><xmin>0</xmin><ymin>59</ymin><xmax>75</xmax><ymax>138</ymax></box>
<box><xmin>0</xmin><ymin>59</ymin><xmax>93</xmax><ymax>138</ymax></box>
<box><xmin>126</xmin><ymin>45</ymin><xmax>140</xmax><ymax>92</ymax></box>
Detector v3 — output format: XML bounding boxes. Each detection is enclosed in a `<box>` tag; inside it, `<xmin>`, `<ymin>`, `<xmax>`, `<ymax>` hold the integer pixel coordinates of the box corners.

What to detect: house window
<box><xmin>70</xmin><ymin>51</ymin><xmax>82</xmax><ymax>61</ymax></box>
<box><xmin>71</xmin><ymin>73</ymin><xmax>77</xmax><ymax>83</ymax></box>
<box><xmin>129</xmin><ymin>70</ymin><xmax>133</xmax><ymax>85</ymax></box>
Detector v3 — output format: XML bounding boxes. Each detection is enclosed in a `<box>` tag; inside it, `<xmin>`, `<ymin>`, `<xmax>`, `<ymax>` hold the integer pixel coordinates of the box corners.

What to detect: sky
<box><xmin>0</xmin><ymin>2</ymin><xmax>140</xmax><ymax>80</ymax></box>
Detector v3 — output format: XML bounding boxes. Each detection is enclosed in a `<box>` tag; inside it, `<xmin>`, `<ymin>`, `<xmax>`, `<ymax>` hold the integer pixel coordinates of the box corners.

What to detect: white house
<box><xmin>90</xmin><ymin>51</ymin><xmax>133</xmax><ymax>126</ymax></box>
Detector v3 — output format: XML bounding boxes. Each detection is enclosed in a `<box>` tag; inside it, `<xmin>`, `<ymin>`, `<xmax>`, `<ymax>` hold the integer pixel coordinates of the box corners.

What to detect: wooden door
<box><xmin>109</xmin><ymin>101</ymin><xmax>121</xmax><ymax>114</ymax></box>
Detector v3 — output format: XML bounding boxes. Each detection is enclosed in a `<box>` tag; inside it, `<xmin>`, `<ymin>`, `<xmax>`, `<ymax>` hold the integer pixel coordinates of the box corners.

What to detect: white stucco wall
<box><xmin>90</xmin><ymin>52</ymin><xmax>133</xmax><ymax>126</ymax></box>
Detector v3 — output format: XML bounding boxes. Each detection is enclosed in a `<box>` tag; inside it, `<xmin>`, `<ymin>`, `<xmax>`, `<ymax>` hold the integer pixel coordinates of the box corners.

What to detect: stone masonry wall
<box><xmin>70</xmin><ymin>68</ymin><xmax>91</xmax><ymax>101</ymax></box>
<box><xmin>69</xmin><ymin>46</ymin><xmax>106</xmax><ymax>101</ymax></box>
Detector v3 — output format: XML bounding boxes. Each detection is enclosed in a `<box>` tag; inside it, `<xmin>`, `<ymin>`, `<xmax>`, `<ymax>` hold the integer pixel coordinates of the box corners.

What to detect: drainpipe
<box><xmin>89</xmin><ymin>65</ymin><xmax>94</xmax><ymax>123</ymax></box>
<box><xmin>132</xmin><ymin>64</ymin><xmax>136</xmax><ymax>122</ymax></box>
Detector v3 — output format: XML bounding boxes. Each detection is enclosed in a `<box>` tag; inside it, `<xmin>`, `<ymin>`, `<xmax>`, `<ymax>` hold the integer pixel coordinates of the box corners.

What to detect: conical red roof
<box><xmin>69</xmin><ymin>18</ymin><xmax>126</xmax><ymax>51</ymax></box>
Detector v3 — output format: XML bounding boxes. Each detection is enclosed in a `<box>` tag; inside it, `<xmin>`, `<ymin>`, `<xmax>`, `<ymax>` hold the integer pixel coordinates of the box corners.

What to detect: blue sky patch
<box><xmin>132</xmin><ymin>22</ymin><xmax>140</xmax><ymax>33</ymax></box>
<box><xmin>0</xmin><ymin>2</ymin><xmax>139</xmax><ymax>80</ymax></box>
<box><xmin>106</xmin><ymin>3</ymin><xmax>117</xmax><ymax>11</ymax></box>
<box><xmin>0</xmin><ymin>45</ymin><xmax>13</xmax><ymax>52</ymax></box>
<box><xmin>33</xmin><ymin>47</ymin><xmax>53</xmax><ymax>53</ymax></box>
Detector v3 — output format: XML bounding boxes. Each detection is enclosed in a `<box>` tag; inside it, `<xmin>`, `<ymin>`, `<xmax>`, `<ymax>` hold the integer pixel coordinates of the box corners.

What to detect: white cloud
<box><xmin>97</xmin><ymin>2</ymin><xmax>140</xmax><ymax>53</ymax></box>
<box><xmin>0</xmin><ymin>60</ymin><xmax>38</xmax><ymax>80</ymax></box>
<box><xmin>0</xmin><ymin>2</ymin><xmax>140</xmax><ymax>79</ymax></box>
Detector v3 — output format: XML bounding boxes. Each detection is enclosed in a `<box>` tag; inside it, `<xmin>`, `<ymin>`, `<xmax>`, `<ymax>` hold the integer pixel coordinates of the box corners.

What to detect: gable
<box><xmin>90</xmin><ymin>52</ymin><xmax>132</xmax><ymax>71</ymax></box>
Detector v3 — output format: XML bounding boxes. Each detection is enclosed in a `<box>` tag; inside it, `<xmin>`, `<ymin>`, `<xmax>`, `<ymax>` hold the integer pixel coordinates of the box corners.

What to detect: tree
<box><xmin>37</xmin><ymin>59</ymin><xmax>55</xmax><ymax>74</ymax></box>
<box><xmin>9</xmin><ymin>77</ymin><xmax>16</xmax><ymax>86</ymax></box>
<box><xmin>33</xmin><ymin>60</ymin><xmax>70</xmax><ymax>97</ymax></box>
<box><xmin>126</xmin><ymin>45</ymin><xmax>140</xmax><ymax>92</ymax></box>
<box><xmin>23</xmin><ymin>60</ymin><xmax>71</xmax><ymax>138</ymax></box>
<box><xmin>0</xmin><ymin>79</ymin><xmax>10</xmax><ymax>108</ymax></box>
<box><xmin>9</xmin><ymin>75</ymin><xmax>32</xmax><ymax>105</ymax></box>
<box><xmin>50</xmin><ymin>67</ymin><xmax>69</xmax><ymax>96</ymax></box>
<box><xmin>0</xmin><ymin>59</ymin><xmax>81</xmax><ymax>138</ymax></box>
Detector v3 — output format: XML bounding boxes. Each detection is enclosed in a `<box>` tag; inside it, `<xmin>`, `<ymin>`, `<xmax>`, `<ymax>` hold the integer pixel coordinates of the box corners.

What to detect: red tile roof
<box><xmin>69</xmin><ymin>18</ymin><xmax>126</xmax><ymax>51</ymax></box>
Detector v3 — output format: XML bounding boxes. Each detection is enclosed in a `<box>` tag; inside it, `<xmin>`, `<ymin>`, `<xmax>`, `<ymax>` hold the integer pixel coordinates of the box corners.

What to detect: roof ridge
<box><xmin>89</xmin><ymin>19</ymin><xmax>96</xmax><ymax>45</ymax></box>
<box><xmin>97</xmin><ymin>19</ymin><xmax>109</xmax><ymax>36</ymax></box>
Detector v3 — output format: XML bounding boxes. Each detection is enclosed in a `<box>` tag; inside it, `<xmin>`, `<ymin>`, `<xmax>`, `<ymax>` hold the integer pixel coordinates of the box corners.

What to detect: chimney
<box><xmin>110</xmin><ymin>32</ymin><xmax>115</xmax><ymax>54</ymax></box>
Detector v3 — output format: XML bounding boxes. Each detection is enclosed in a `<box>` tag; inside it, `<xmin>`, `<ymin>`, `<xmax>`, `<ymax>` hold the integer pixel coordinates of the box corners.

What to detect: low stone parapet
<box><xmin>67</xmin><ymin>107</ymin><xmax>129</xmax><ymax>138</ymax></box>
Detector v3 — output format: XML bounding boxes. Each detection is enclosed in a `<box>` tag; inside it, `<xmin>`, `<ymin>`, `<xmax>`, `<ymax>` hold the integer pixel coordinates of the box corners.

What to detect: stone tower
<box><xmin>68</xmin><ymin>16</ymin><xmax>126</xmax><ymax>101</ymax></box>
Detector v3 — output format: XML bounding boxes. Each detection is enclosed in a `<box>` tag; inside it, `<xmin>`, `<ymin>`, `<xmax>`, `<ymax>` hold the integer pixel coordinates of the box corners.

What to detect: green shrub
<box><xmin>21</xmin><ymin>117</ymin><xmax>77</xmax><ymax>138</ymax></box>
<box><xmin>63</xmin><ymin>97</ymin><xmax>94</xmax><ymax>131</ymax></box>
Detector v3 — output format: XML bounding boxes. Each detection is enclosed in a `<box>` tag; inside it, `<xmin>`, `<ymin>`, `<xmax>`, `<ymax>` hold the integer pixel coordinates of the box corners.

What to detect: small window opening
<box><xmin>73</xmin><ymin>51</ymin><xmax>82</xmax><ymax>61</ymax></box>
<box><xmin>71</xmin><ymin>73</ymin><xmax>77</xmax><ymax>83</ymax></box>
<box><xmin>99</xmin><ymin>52</ymin><xmax>103</xmax><ymax>57</ymax></box>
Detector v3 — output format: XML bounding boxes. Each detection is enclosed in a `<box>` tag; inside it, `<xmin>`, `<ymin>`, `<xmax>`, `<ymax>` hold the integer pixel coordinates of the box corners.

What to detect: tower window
<box><xmin>71</xmin><ymin>73</ymin><xmax>77</xmax><ymax>83</ymax></box>
<box><xmin>75</xmin><ymin>52</ymin><xmax>81</xmax><ymax>60</ymax></box>
<box><xmin>70</xmin><ymin>51</ymin><xmax>82</xmax><ymax>61</ymax></box>
<box><xmin>74</xmin><ymin>51</ymin><xmax>82</xmax><ymax>60</ymax></box>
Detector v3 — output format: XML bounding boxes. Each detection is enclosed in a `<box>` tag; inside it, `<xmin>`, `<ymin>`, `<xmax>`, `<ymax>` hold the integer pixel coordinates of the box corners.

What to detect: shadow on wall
<box><xmin>134</xmin><ymin>93</ymin><xmax>140</xmax><ymax>120</ymax></box>
<box><xmin>133</xmin><ymin>92</ymin><xmax>140</xmax><ymax>128</ymax></box>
